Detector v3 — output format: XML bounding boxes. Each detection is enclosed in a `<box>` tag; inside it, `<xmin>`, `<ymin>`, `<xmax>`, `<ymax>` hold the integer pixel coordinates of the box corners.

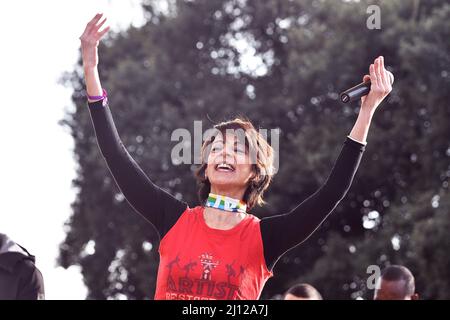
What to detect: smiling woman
<box><xmin>80</xmin><ymin>12</ymin><xmax>392</xmax><ymax>300</ymax></box>
<box><xmin>195</xmin><ymin>118</ymin><xmax>275</xmax><ymax>211</ymax></box>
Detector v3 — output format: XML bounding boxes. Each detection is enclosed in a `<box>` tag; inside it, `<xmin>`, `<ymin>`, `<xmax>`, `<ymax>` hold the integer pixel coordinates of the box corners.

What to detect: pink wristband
<box><xmin>87</xmin><ymin>89</ymin><xmax>108</xmax><ymax>101</ymax></box>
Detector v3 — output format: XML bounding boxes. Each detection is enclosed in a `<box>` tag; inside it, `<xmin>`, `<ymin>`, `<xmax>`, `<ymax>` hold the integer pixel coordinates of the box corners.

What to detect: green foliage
<box><xmin>60</xmin><ymin>0</ymin><xmax>450</xmax><ymax>299</ymax></box>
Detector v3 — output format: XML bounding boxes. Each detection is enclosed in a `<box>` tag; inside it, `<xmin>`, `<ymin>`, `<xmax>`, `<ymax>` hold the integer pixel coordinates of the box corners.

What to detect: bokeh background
<box><xmin>2</xmin><ymin>0</ymin><xmax>449</xmax><ymax>299</ymax></box>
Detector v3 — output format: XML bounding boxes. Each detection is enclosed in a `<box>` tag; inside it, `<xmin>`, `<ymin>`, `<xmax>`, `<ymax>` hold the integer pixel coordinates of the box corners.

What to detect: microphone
<box><xmin>340</xmin><ymin>71</ymin><xmax>394</xmax><ymax>103</ymax></box>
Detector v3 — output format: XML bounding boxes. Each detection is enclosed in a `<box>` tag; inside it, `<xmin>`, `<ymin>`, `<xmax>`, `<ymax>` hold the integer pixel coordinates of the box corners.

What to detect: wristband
<box><xmin>87</xmin><ymin>89</ymin><xmax>107</xmax><ymax>101</ymax></box>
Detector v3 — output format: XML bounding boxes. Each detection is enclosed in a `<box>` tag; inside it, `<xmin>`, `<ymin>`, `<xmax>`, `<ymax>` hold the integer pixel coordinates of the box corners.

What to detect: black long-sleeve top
<box><xmin>88</xmin><ymin>99</ymin><xmax>365</xmax><ymax>271</ymax></box>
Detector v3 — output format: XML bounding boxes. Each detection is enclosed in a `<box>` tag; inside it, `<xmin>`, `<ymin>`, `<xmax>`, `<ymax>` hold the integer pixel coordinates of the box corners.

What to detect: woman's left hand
<box><xmin>360</xmin><ymin>56</ymin><xmax>393</xmax><ymax>115</ymax></box>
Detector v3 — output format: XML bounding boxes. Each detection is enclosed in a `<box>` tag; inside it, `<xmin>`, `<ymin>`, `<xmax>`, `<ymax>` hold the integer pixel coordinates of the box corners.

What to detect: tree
<box><xmin>60</xmin><ymin>0</ymin><xmax>450</xmax><ymax>299</ymax></box>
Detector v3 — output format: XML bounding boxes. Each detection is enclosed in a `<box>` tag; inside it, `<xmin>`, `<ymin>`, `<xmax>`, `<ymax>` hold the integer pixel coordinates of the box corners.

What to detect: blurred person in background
<box><xmin>0</xmin><ymin>233</ymin><xmax>45</xmax><ymax>300</ymax></box>
<box><xmin>374</xmin><ymin>265</ymin><xmax>419</xmax><ymax>300</ymax></box>
<box><xmin>284</xmin><ymin>283</ymin><xmax>323</xmax><ymax>300</ymax></box>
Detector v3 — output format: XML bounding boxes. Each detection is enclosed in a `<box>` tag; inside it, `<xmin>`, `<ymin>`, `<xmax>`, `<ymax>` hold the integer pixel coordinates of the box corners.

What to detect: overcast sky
<box><xmin>0</xmin><ymin>0</ymin><xmax>146</xmax><ymax>299</ymax></box>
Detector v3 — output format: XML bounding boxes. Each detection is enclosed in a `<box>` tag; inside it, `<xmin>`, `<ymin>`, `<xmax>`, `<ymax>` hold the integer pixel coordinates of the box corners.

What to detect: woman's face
<box><xmin>205</xmin><ymin>132</ymin><xmax>254</xmax><ymax>191</ymax></box>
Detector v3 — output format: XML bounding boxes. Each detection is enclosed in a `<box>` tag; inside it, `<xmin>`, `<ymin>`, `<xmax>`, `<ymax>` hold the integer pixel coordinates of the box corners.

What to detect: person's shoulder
<box><xmin>15</xmin><ymin>256</ymin><xmax>40</xmax><ymax>278</ymax></box>
<box><xmin>246</xmin><ymin>213</ymin><xmax>262</xmax><ymax>223</ymax></box>
<box><xmin>184</xmin><ymin>205</ymin><xmax>203</xmax><ymax>215</ymax></box>
<box><xmin>17</xmin><ymin>259</ymin><xmax>44</xmax><ymax>287</ymax></box>
<box><xmin>237</xmin><ymin>213</ymin><xmax>263</xmax><ymax>233</ymax></box>
<box><xmin>15</xmin><ymin>258</ymin><xmax>45</xmax><ymax>299</ymax></box>
<box><xmin>170</xmin><ymin>205</ymin><xmax>203</xmax><ymax>226</ymax></box>
<box><xmin>0</xmin><ymin>252</ymin><xmax>33</xmax><ymax>272</ymax></box>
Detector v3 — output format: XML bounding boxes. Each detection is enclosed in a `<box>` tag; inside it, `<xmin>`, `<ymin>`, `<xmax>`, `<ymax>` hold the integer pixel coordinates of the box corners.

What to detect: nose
<box><xmin>220</xmin><ymin>143</ymin><xmax>235</xmax><ymax>161</ymax></box>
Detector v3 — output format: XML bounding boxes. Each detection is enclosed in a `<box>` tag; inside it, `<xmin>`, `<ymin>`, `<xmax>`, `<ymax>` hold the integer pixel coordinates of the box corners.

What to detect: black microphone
<box><xmin>340</xmin><ymin>71</ymin><xmax>394</xmax><ymax>103</ymax></box>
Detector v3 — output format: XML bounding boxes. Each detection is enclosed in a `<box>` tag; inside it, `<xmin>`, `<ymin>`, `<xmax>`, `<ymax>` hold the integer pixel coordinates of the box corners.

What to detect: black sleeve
<box><xmin>17</xmin><ymin>260</ymin><xmax>45</xmax><ymax>300</ymax></box>
<box><xmin>260</xmin><ymin>137</ymin><xmax>365</xmax><ymax>271</ymax></box>
<box><xmin>88</xmin><ymin>99</ymin><xmax>188</xmax><ymax>238</ymax></box>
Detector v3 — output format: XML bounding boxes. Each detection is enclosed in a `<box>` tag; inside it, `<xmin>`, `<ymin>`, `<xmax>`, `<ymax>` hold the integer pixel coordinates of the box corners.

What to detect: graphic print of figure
<box><xmin>239</xmin><ymin>265</ymin><xmax>245</xmax><ymax>277</ymax></box>
<box><xmin>165</xmin><ymin>255</ymin><xmax>182</xmax><ymax>291</ymax></box>
<box><xmin>225</xmin><ymin>260</ymin><xmax>236</xmax><ymax>284</ymax></box>
<box><xmin>199</xmin><ymin>253</ymin><xmax>219</xmax><ymax>281</ymax></box>
<box><xmin>166</xmin><ymin>255</ymin><xmax>181</xmax><ymax>277</ymax></box>
<box><xmin>182</xmin><ymin>260</ymin><xmax>197</xmax><ymax>278</ymax></box>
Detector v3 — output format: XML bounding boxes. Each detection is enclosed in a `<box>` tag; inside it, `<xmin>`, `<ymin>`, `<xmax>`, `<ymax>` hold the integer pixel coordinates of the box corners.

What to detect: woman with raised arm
<box><xmin>80</xmin><ymin>13</ymin><xmax>392</xmax><ymax>300</ymax></box>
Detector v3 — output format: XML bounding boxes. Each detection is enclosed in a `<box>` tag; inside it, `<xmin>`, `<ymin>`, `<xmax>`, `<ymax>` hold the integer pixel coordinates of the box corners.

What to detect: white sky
<box><xmin>0</xmin><ymin>0</ymin><xmax>145</xmax><ymax>300</ymax></box>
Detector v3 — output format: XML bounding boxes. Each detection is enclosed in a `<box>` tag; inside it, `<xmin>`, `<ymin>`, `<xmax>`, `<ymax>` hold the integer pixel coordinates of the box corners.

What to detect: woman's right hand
<box><xmin>79</xmin><ymin>13</ymin><xmax>110</xmax><ymax>70</ymax></box>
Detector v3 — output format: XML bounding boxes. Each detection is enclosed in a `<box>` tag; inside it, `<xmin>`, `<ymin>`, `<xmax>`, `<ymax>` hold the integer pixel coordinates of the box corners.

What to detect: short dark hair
<box><xmin>195</xmin><ymin>117</ymin><xmax>274</xmax><ymax>209</ymax></box>
<box><xmin>381</xmin><ymin>265</ymin><xmax>415</xmax><ymax>296</ymax></box>
<box><xmin>285</xmin><ymin>283</ymin><xmax>323</xmax><ymax>300</ymax></box>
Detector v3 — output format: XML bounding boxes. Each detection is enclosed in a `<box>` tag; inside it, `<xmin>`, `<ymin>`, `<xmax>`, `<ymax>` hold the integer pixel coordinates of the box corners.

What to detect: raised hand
<box><xmin>348</xmin><ymin>56</ymin><xmax>393</xmax><ymax>144</ymax></box>
<box><xmin>360</xmin><ymin>56</ymin><xmax>393</xmax><ymax>115</ymax></box>
<box><xmin>79</xmin><ymin>13</ymin><xmax>110</xmax><ymax>70</ymax></box>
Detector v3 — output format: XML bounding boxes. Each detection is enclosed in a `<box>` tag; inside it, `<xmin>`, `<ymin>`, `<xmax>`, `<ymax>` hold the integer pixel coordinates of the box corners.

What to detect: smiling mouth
<box><xmin>215</xmin><ymin>163</ymin><xmax>235</xmax><ymax>172</ymax></box>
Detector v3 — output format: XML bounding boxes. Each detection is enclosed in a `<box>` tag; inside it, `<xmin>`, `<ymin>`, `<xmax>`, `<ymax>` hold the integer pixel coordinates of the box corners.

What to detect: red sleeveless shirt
<box><xmin>154</xmin><ymin>206</ymin><xmax>273</xmax><ymax>300</ymax></box>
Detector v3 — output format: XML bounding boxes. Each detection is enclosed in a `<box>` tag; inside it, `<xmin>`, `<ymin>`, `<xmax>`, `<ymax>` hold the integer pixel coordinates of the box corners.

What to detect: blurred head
<box><xmin>374</xmin><ymin>265</ymin><xmax>419</xmax><ymax>300</ymax></box>
<box><xmin>284</xmin><ymin>283</ymin><xmax>323</xmax><ymax>300</ymax></box>
<box><xmin>195</xmin><ymin>117</ymin><xmax>274</xmax><ymax>209</ymax></box>
<box><xmin>0</xmin><ymin>233</ymin><xmax>5</xmax><ymax>245</ymax></box>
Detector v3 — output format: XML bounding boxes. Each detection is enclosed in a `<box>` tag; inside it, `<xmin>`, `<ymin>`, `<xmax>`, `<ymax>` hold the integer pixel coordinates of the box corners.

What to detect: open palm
<box><xmin>79</xmin><ymin>13</ymin><xmax>110</xmax><ymax>69</ymax></box>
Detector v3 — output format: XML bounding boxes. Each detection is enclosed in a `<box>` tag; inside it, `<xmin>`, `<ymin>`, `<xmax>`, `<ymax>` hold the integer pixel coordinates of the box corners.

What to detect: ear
<box><xmin>411</xmin><ymin>293</ymin><xmax>419</xmax><ymax>300</ymax></box>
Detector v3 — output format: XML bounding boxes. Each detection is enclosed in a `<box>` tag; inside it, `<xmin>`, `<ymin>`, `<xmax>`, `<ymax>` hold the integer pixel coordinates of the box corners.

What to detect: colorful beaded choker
<box><xmin>205</xmin><ymin>193</ymin><xmax>247</xmax><ymax>213</ymax></box>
